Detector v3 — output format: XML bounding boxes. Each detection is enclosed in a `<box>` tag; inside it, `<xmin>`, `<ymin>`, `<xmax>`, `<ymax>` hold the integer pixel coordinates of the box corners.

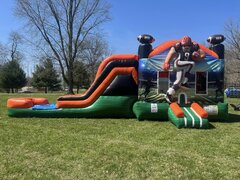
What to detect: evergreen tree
<box><xmin>0</xmin><ymin>60</ymin><xmax>27</xmax><ymax>93</ymax></box>
<box><xmin>72</xmin><ymin>61</ymin><xmax>90</xmax><ymax>93</ymax></box>
<box><xmin>31</xmin><ymin>58</ymin><xmax>61</xmax><ymax>93</ymax></box>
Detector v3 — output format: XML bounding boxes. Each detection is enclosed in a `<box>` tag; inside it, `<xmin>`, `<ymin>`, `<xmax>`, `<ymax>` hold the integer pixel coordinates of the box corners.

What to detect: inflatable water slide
<box><xmin>8</xmin><ymin>54</ymin><xmax>139</xmax><ymax>118</ymax></box>
<box><xmin>7</xmin><ymin>34</ymin><xmax>229</xmax><ymax>128</ymax></box>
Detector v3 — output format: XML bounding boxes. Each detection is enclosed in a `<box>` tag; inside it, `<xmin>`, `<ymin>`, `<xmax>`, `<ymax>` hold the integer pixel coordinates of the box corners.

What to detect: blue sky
<box><xmin>106</xmin><ymin>0</ymin><xmax>240</xmax><ymax>54</ymax></box>
<box><xmin>0</xmin><ymin>0</ymin><xmax>21</xmax><ymax>43</ymax></box>
<box><xmin>1</xmin><ymin>0</ymin><xmax>240</xmax><ymax>55</ymax></box>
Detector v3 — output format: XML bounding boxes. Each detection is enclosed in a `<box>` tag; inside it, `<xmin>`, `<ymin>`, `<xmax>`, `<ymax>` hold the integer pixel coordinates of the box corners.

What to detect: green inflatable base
<box><xmin>168</xmin><ymin>108</ymin><xmax>209</xmax><ymax>129</ymax></box>
<box><xmin>207</xmin><ymin>103</ymin><xmax>229</xmax><ymax>122</ymax></box>
<box><xmin>133</xmin><ymin>101</ymin><xmax>169</xmax><ymax>121</ymax></box>
<box><xmin>8</xmin><ymin>96</ymin><xmax>137</xmax><ymax>118</ymax></box>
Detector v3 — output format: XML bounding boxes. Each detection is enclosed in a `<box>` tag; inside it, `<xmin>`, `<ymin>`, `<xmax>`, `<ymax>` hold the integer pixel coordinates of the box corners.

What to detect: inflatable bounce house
<box><xmin>7</xmin><ymin>34</ymin><xmax>228</xmax><ymax>128</ymax></box>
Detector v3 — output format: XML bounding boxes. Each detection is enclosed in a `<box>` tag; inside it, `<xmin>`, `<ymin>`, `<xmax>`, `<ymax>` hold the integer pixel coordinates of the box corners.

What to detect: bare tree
<box><xmin>224</xmin><ymin>20</ymin><xmax>240</xmax><ymax>60</ymax></box>
<box><xmin>8</xmin><ymin>32</ymin><xmax>24</xmax><ymax>61</ymax></box>
<box><xmin>0</xmin><ymin>43</ymin><xmax>8</xmax><ymax>65</ymax></box>
<box><xmin>224</xmin><ymin>19</ymin><xmax>240</xmax><ymax>87</ymax></box>
<box><xmin>79</xmin><ymin>33</ymin><xmax>111</xmax><ymax>83</ymax></box>
<box><xmin>0</xmin><ymin>32</ymin><xmax>24</xmax><ymax>65</ymax></box>
<box><xmin>15</xmin><ymin>0</ymin><xmax>111</xmax><ymax>94</ymax></box>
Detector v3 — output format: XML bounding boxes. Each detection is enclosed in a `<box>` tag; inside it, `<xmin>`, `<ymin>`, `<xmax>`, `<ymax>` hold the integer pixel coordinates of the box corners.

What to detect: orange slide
<box><xmin>58</xmin><ymin>54</ymin><xmax>138</xmax><ymax>99</ymax></box>
<box><xmin>56</xmin><ymin>54</ymin><xmax>138</xmax><ymax>108</ymax></box>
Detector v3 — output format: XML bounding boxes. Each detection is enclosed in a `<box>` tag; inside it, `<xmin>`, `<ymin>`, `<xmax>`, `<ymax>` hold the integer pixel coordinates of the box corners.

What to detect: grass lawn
<box><xmin>0</xmin><ymin>93</ymin><xmax>240</xmax><ymax>179</ymax></box>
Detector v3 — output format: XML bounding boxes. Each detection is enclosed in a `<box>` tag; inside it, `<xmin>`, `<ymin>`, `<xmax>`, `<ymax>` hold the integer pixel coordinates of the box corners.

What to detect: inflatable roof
<box><xmin>148</xmin><ymin>40</ymin><xmax>219</xmax><ymax>59</ymax></box>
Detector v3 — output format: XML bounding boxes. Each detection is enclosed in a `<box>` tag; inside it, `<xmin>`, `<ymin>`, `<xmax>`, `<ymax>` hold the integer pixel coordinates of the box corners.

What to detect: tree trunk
<box><xmin>45</xmin><ymin>87</ymin><xmax>48</xmax><ymax>94</ymax></box>
<box><xmin>67</xmin><ymin>83</ymin><xmax>74</xmax><ymax>94</ymax></box>
<box><xmin>11</xmin><ymin>88</ymin><xmax>14</xmax><ymax>93</ymax></box>
<box><xmin>67</xmin><ymin>70</ymin><xmax>74</xmax><ymax>94</ymax></box>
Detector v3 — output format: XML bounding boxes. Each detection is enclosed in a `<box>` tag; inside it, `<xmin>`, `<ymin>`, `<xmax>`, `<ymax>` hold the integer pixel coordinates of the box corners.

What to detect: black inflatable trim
<box><xmin>58</xmin><ymin>60</ymin><xmax>138</xmax><ymax>101</ymax></box>
<box><xmin>102</xmin><ymin>74</ymin><xmax>138</xmax><ymax>96</ymax></box>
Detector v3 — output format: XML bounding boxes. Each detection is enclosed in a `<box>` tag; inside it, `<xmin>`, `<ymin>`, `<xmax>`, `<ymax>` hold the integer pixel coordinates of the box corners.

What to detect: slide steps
<box><xmin>168</xmin><ymin>102</ymin><xmax>209</xmax><ymax>128</ymax></box>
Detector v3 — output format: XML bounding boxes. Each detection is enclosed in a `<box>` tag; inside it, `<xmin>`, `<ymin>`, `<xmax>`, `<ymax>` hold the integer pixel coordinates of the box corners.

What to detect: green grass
<box><xmin>0</xmin><ymin>93</ymin><xmax>240</xmax><ymax>179</ymax></box>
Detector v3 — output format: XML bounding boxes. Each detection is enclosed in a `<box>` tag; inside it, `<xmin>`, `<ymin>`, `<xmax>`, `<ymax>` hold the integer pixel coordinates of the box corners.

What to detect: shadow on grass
<box><xmin>221</xmin><ymin>113</ymin><xmax>240</xmax><ymax>123</ymax></box>
<box><xmin>208</xmin><ymin>123</ymin><xmax>216</xmax><ymax>129</ymax></box>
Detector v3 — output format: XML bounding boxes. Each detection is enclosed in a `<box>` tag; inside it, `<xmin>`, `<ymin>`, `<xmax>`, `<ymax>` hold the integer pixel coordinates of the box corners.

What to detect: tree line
<box><xmin>15</xmin><ymin>0</ymin><xmax>111</xmax><ymax>94</ymax></box>
<box><xmin>224</xmin><ymin>20</ymin><xmax>240</xmax><ymax>87</ymax></box>
<box><xmin>0</xmin><ymin>32</ymin><xmax>109</xmax><ymax>93</ymax></box>
<box><xmin>0</xmin><ymin>0</ymin><xmax>111</xmax><ymax>93</ymax></box>
<box><xmin>0</xmin><ymin>0</ymin><xmax>240</xmax><ymax>93</ymax></box>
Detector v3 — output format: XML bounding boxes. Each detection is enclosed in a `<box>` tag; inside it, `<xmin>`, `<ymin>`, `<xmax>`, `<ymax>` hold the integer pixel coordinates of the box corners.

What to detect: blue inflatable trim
<box><xmin>32</xmin><ymin>104</ymin><xmax>57</xmax><ymax>110</ymax></box>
